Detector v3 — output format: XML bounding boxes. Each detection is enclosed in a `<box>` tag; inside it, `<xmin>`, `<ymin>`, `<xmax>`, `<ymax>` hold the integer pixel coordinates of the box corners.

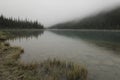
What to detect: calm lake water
<box><xmin>7</xmin><ymin>30</ymin><xmax>120</xmax><ymax>80</ymax></box>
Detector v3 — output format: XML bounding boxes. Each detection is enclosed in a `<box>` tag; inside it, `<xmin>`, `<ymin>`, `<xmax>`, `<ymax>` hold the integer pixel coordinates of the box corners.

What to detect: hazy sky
<box><xmin>0</xmin><ymin>0</ymin><xmax>120</xmax><ymax>27</ymax></box>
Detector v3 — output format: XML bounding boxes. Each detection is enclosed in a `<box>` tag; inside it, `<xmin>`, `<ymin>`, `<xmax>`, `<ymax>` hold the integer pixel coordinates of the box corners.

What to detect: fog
<box><xmin>0</xmin><ymin>0</ymin><xmax>120</xmax><ymax>27</ymax></box>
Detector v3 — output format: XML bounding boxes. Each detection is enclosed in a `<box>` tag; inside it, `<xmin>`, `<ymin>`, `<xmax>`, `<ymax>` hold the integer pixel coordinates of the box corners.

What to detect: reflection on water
<box><xmin>8</xmin><ymin>30</ymin><xmax>44</xmax><ymax>40</ymax></box>
<box><xmin>8</xmin><ymin>30</ymin><xmax>120</xmax><ymax>80</ymax></box>
<box><xmin>51</xmin><ymin>30</ymin><xmax>120</xmax><ymax>44</ymax></box>
<box><xmin>51</xmin><ymin>30</ymin><xmax>120</xmax><ymax>55</ymax></box>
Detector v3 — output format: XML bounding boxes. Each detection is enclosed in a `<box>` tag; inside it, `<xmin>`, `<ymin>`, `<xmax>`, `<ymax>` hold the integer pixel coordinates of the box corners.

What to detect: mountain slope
<box><xmin>50</xmin><ymin>7</ymin><xmax>120</xmax><ymax>29</ymax></box>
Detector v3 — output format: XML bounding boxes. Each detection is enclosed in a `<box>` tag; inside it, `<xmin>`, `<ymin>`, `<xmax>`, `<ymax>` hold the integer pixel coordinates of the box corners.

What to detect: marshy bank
<box><xmin>0</xmin><ymin>31</ymin><xmax>87</xmax><ymax>80</ymax></box>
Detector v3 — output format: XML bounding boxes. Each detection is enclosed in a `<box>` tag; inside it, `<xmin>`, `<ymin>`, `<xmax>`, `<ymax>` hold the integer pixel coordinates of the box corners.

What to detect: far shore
<box><xmin>1</xmin><ymin>28</ymin><xmax>120</xmax><ymax>32</ymax></box>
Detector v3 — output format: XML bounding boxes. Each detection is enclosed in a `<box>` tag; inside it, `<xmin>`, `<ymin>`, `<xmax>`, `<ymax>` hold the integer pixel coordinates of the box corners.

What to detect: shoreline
<box><xmin>1</xmin><ymin>29</ymin><xmax>120</xmax><ymax>32</ymax></box>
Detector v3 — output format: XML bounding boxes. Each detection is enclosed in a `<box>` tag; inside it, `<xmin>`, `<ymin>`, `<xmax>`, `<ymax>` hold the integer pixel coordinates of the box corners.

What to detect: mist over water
<box><xmin>0</xmin><ymin>0</ymin><xmax>120</xmax><ymax>27</ymax></box>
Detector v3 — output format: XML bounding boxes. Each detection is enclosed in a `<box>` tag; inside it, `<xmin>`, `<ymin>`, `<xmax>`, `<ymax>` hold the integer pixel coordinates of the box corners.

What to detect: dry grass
<box><xmin>38</xmin><ymin>59</ymin><xmax>88</xmax><ymax>80</ymax></box>
<box><xmin>19</xmin><ymin>62</ymin><xmax>38</xmax><ymax>70</ymax></box>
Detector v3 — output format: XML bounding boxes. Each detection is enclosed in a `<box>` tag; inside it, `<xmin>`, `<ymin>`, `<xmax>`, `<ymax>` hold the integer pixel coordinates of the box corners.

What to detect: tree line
<box><xmin>0</xmin><ymin>15</ymin><xmax>44</xmax><ymax>29</ymax></box>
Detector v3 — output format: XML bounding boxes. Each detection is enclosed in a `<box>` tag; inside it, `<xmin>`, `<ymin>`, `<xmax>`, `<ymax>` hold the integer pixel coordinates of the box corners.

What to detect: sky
<box><xmin>0</xmin><ymin>0</ymin><xmax>120</xmax><ymax>27</ymax></box>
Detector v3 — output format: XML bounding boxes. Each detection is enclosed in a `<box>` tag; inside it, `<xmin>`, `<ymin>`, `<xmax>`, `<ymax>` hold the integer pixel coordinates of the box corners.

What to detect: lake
<box><xmin>7</xmin><ymin>30</ymin><xmax>120</xmax><ymax>80</ymax></box>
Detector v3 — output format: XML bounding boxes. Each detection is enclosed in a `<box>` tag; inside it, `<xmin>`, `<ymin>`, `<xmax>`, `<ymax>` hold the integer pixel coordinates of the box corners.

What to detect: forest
<box><xmin>0</xmin><ymin>15</ymin><xmax>44</xmax><ymax>29</ymax></box>
<box><xmin>50</xmin><ymin>7</ymin><xmax>120</xmax><ymax>30</ymax></box>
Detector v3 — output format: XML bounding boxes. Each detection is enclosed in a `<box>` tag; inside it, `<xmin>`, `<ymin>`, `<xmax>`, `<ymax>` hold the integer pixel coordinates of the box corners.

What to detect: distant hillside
<box><xmin>50</xmin><ymin>7</ymin><xmax>120</xmax><ymax>29</ymax></box>
<box><xmin>0</xmin><ymin>15</ymin><xmax>44</xmax><ymax>29</ymax></box>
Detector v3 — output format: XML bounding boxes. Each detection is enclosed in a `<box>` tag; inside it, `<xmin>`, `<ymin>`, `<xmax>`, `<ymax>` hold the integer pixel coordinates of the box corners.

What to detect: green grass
<box><xmin>0</xmin><ymin>31</ymin><xmax>88</xmax><ymax>80</ymax></box>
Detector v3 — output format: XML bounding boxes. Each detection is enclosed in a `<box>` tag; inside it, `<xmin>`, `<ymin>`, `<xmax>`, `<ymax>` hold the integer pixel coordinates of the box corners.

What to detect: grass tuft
<box><xmin>20</xmin><ymin>48</ymin><xmax>24</xmax><ymax>53</ymax></box>
<box><xmin>39</xmin><ymin>59</ymin><xmax>88</xmax><ymax>80</ymax></box>
<box><xmin>4</xmin><ymin>42</ymin><xmax>10</xmax><ymax>46</ymax></box>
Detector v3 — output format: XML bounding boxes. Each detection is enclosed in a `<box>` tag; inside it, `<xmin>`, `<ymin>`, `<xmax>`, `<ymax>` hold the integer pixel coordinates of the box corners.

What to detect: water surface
<box><xmin>8</xmin><ymin>30</ymin><xmax>120</xmax><ymax>80</ymax></box>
